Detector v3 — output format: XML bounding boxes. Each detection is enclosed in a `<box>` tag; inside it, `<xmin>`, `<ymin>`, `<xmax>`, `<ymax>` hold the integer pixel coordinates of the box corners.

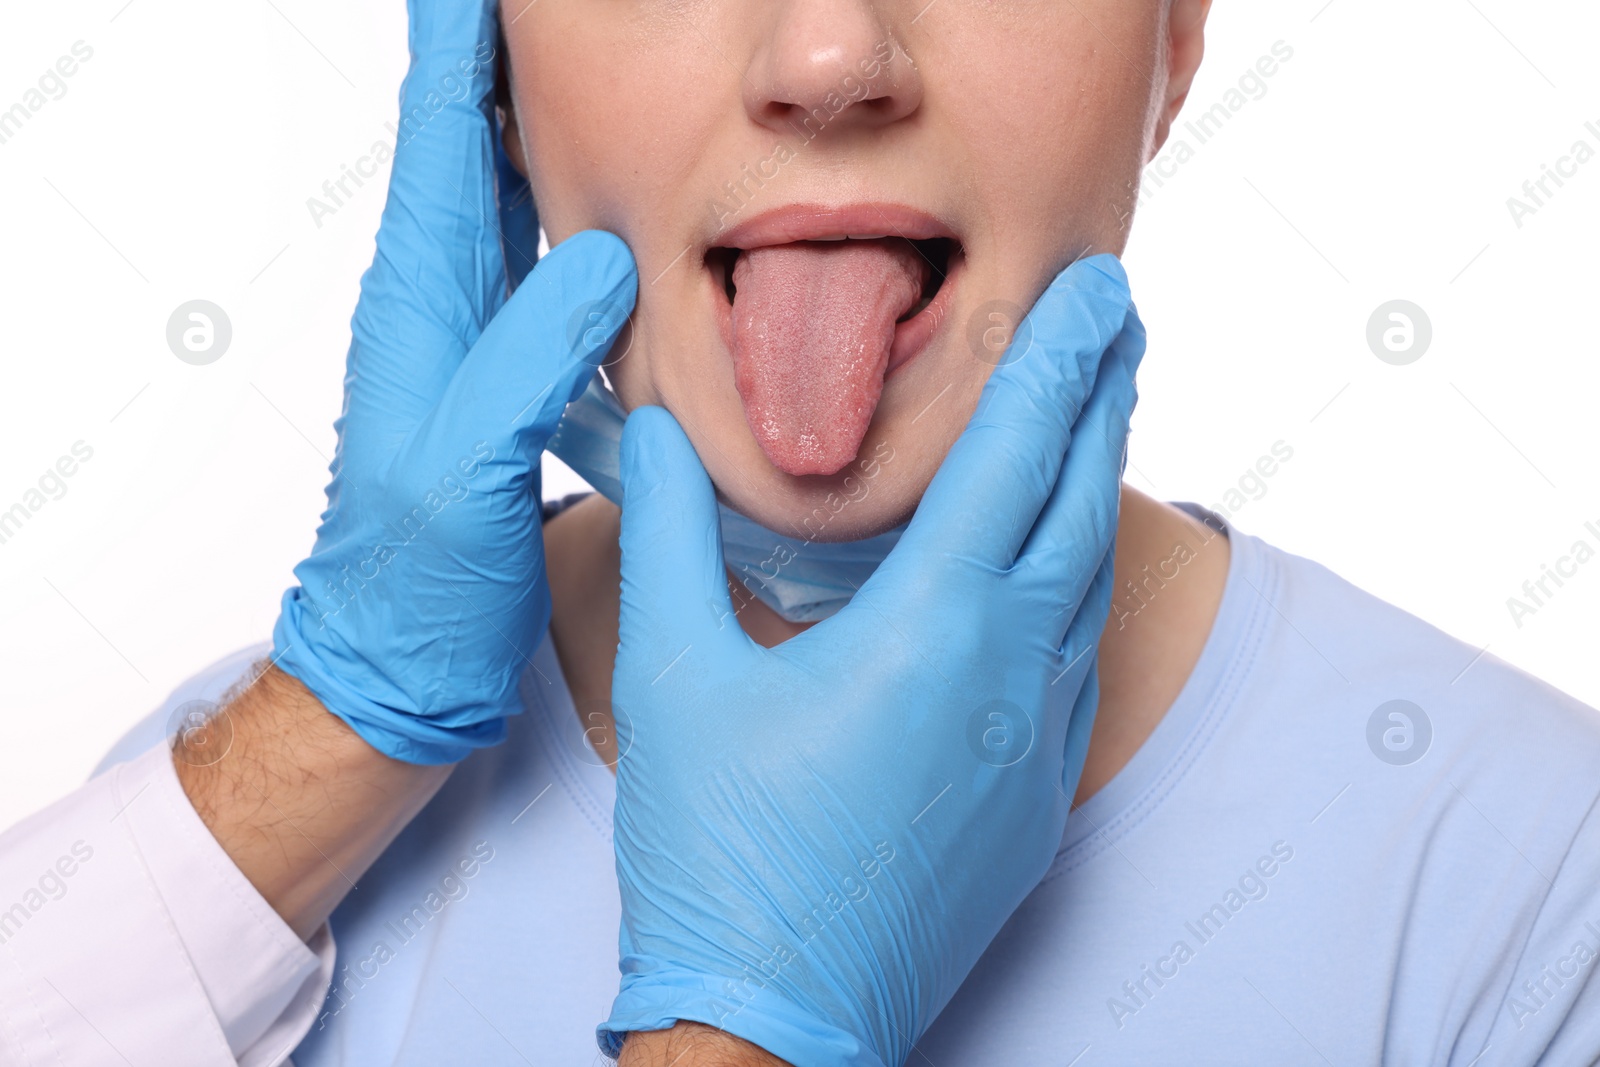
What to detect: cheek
<box><xmin>934</xmin><ymin>7</ymin><xmax>1161</xmax><ymax>259</ymax></box>
<box><xmin>505</xmin><ymin>16</ymin><xmax>725</xmax><ymax>248</ymax></box>
<box><xmin>504</xmin><ymin>10</ymin><xmax>743</xmax><ymax>409</ymax></box>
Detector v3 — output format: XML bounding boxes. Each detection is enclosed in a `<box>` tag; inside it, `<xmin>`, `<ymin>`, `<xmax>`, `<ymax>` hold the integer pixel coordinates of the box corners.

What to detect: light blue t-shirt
<box><xmin>102</xmin><ymin>512</ymin><xmax>1600</xmax><ymax>1065</ymax></box>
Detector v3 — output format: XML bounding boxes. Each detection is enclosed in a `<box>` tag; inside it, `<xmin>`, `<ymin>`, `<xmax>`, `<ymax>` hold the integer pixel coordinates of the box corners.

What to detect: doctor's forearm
<box><xmin>172</xmin><ymin>663</ymin><xmax>453</xmax><ymax>941</ymax></box>
<box><xmin>620</xmin><ymin>1024</ymin><xmax>790</xmax><ymax>1066</ymax></box>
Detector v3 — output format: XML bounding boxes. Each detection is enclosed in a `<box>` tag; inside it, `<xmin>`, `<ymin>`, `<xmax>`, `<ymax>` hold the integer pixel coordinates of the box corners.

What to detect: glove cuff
<box><xmin>270</xmin><ymin>586</ymin><xmax>507</xmax><ymax>765</ymax></box>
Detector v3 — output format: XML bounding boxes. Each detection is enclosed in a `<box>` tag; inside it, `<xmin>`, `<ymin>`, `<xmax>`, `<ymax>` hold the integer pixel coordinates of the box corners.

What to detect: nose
<box><xmin>743</xmin><ymin>1</ymin><xmax>922</xmax><ymax>137</ymax></box>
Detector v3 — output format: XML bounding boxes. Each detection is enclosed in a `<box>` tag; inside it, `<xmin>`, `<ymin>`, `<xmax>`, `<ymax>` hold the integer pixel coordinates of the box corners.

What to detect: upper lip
<box><xmin>711</xmin><ymin>203</ymin><xmax>958</xmax><ymax>250</ymax></box>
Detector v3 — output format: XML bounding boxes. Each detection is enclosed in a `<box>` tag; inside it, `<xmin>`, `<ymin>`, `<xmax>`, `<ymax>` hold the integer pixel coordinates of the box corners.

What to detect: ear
<box><xmin>1150</xmin><ymin>0</ymin><xmax>1213</xmax><ymax>158</ymax></box>
<box><xmin>495</xmin><ymin>47</ymin><xmax>530</xmax><ymax>179</ymax></box>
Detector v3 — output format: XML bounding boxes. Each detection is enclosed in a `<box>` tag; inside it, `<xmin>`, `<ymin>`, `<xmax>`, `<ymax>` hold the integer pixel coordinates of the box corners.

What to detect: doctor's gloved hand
<box><xmin>270</xmin><ymin>0</ymin><xmax>637</xmax><ymax>764</ymax></box>
<box><xmin>600</xmin><ymin>256</ymin><xmax>1146</xmax><ymax>1066</ymax></box>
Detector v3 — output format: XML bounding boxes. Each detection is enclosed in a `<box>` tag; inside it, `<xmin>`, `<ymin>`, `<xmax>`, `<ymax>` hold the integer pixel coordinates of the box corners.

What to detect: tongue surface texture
<box><xmin>731</xmin><ymin>239</ymin><xmax>929</xmax><ymax>476</ymax></box>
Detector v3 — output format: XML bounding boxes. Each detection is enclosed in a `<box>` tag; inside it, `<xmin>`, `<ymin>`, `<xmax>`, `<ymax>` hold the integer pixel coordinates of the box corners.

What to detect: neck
<box><xmin>543</xmin><ymin>485</ymin><xmax>1230</xmax><ymax>802</ymax></box>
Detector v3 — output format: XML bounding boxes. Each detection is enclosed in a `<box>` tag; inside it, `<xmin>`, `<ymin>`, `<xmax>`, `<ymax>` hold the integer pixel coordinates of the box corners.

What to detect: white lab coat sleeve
<box><xmin>0</xmin><ymin>648</ymin><xmax>335</xmax><ymax>1067</ymax></box>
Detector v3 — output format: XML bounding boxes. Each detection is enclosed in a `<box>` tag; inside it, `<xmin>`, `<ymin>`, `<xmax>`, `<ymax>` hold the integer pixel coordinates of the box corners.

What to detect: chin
<box><xmin>689</xmin><ymin>394</ymin><xmax>955</xmax><ymax>544</ymax></box>
<box><xmin>719</xmin><ymin>457</ymin><xmax>929</xmax><ymax>544</ymax></box>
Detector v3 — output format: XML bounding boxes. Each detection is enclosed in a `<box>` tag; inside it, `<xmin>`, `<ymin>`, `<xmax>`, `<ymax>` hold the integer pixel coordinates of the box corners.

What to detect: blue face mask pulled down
<box><xmin>548</xmin><ymin>379</ymin><xmax>904</xmax><ymax>623</ymax></box>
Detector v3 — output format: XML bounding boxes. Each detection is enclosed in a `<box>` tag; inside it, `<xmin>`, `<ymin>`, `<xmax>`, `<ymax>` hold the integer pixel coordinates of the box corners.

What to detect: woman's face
<box><xmin>502</xmin><ymin>0</ymin><xmax>1204</xmax><ymax>541</ymax></box>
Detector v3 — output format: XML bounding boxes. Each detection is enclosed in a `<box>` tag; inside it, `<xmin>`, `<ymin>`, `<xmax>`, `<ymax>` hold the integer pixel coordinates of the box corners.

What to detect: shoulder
<box><xmin>1213</xmin><ymin>528</ymin><xmax>1600</xmax><ymax>1055</ymax></box>
<box><xmin>1230</xmin><ymin>526</ymin><xmax>1600</xmax><ymax>892</ymax></box>
<box><xmin>1257</xmin><ymin>531</ymin><xmax>1600</xmax><ymax>759</ymax></box>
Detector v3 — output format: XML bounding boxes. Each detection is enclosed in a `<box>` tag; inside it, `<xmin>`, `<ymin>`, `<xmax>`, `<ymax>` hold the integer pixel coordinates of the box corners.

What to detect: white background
<box><xmin>1</xmin><ymin>0</ymin><xmax>1595</xmax><ymax>828</ymax></box>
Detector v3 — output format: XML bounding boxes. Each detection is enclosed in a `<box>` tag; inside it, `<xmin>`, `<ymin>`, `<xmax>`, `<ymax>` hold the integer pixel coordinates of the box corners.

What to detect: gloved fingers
<box><xmin>1012</xmin><ymin>307</ymin><xmax>1146</xmax><ymax>628</ymax></box>
<box><xmin>1059</xmin><ymin>654</ymin><xmax>1103</xmax><ymax>803</ymax></box>
<box><xmin>1041</xmin><ymin>542</ymin><xmax>1114</xmax><ymax>799</ymax></box>
<box><xmin>617</xmin><ymin>405</ymin><xmax>752</xmax><ymax>672</ymax></box>
<box><xmin>1055</xmin><ymin>538</ymin><xmax>1116</xmax><ymax>683</ymax></box>
<box><xmin>874</xmin><ymin>255</ymin><xmax>1134</xmax><ymax>589</ymax></box>
<box><xmin>341</xmin><ymin>0</ymin><xmax>511</xmax><ymax>435</ymax></box>
<box><xmin>494</xmin><ymin>116</ymin><xmax>540</xmax><ymax>291</ymax></box>
<box><xmin>411</xmin><ymin>231</ymin><xmax>636</xmax><ymax>474</ymax></box>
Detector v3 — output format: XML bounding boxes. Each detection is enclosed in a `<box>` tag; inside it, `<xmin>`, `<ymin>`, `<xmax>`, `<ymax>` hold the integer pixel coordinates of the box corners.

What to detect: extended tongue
<box><xmin>731</xmin><ymin>240</ymin><xmax>930</xmax><ymax>476</ymax></box>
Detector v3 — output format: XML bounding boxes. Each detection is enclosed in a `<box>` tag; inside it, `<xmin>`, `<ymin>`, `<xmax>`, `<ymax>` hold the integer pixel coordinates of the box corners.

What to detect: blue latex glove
<box><xmin>270</xmin><ymin>0</ymin><xmax>638</xmax><ymax>764</ymax></box>
<box><xmin>599</xmin><ymin>256</ymin><xmax>1146</xmax><ymax>1065</ymax></box>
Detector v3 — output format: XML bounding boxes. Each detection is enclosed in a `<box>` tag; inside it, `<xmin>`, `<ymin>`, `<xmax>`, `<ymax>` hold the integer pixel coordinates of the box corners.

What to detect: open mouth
<box><xmin>704</xmin><ymin>220</ymin><xmax>964</xmax><ymax>477</ymax></box>
<box><xmin>707</xmin><ymin>235</ymin><xmax>958</xmax><ymax>338</ymax></box>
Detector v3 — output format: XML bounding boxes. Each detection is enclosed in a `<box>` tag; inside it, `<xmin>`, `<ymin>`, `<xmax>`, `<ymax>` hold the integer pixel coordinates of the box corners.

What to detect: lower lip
<box><xmin>712</xmin><ymin>248</ymin><xmax>964</xmax><ymax>378</ymax></box>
